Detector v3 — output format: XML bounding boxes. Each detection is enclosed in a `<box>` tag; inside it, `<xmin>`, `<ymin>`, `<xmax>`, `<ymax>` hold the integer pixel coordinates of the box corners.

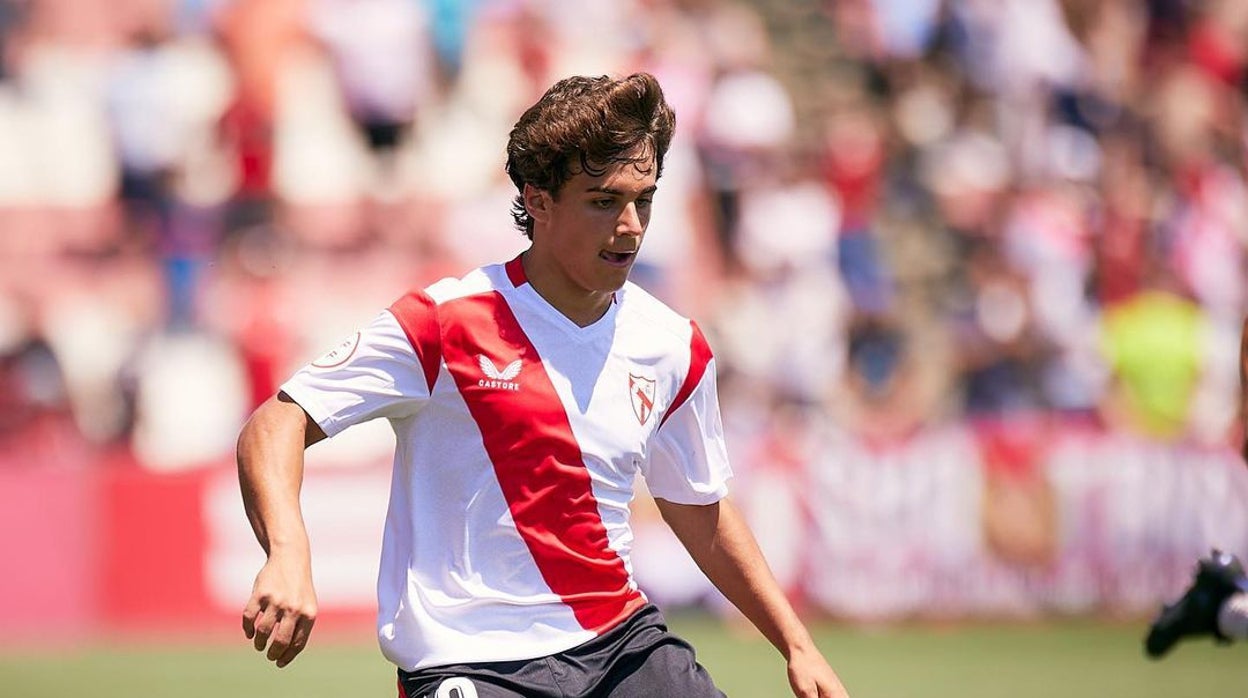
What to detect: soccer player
<box><xmin>1145</xmin><ymin>319</ymin><xmax>1248</xmax><ymax>658</ymax></box>
<box><xmin>237</xmin><ymin>73</ymin><xmax>850</xmax><ymax>697</ymax></box>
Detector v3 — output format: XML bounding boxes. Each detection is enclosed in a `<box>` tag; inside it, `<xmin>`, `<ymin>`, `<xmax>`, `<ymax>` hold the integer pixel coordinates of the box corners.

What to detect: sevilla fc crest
<box><xmin>629</xmin><ymin>373</ymin><xmax>657</xmax><ymax>425</ymax></box>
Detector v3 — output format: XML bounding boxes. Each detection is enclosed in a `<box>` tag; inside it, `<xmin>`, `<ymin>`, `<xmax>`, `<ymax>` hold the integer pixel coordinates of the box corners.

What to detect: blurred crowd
<box><xmin>1</xmin><ymin>0</ymin><xmax>1246</xmax><ymax>474</ymax></box>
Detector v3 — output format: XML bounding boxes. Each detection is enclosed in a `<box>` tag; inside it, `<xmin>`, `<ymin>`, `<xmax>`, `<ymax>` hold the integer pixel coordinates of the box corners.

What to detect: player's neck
<box><xmin>520</xmin><ymin>251</ymin><xmax>614</xmax><ymax>328</ymax></box>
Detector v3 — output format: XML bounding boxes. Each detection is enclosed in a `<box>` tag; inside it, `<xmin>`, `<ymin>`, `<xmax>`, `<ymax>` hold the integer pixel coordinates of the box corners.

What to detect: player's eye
<box><xmin>636</xmin><ymin>198</ymin><xmax>653</xmax><ymax>209</ymax></box>
<box><xmin>592</xmin><ymin>198</ymin><xmax>615</xmax><ymax>209</ymax></box>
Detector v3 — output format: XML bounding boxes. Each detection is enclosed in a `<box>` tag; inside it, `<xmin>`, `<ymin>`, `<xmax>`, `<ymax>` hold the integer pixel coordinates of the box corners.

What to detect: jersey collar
<box><xmin>505</xmin><ymin>255</ymin><xmax>528</xmax><ymax>288</ymax></box>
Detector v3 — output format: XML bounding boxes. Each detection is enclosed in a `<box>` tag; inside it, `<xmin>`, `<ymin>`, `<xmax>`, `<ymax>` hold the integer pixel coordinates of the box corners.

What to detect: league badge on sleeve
<box><xmin>629</xmin><ymin>373</ymin><xmax>657</xmax><ymax>425</ymax></box>
<box><xmin>311</xmin><ymin>332</ymin><xmax>361</xmax><ymax>369</ymax></box>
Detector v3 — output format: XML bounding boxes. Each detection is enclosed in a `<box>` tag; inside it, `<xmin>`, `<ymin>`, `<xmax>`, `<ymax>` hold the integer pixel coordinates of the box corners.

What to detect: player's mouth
<box><xmin>599</xmin><ymin>250</ymin><xmax>637</xmax><ymax>267</ymax></box>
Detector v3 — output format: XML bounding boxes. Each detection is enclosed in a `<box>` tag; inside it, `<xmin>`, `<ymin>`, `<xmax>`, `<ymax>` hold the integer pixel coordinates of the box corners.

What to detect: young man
<box><xmin>237</xmin><ymin>73</ymin><xmax>850</xmax><ymax>697</ymax></box>
<box><xmin>1145</xmin><ymin>319</ymin><xmax>1248</xmax><ymax>658</ymax></box>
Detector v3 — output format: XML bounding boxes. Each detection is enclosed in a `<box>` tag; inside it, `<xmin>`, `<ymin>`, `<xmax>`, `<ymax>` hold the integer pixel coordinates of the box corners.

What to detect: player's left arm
<box><xmin>655</xmin><ymin>497</ymin><xmax>850</xmax><ymax>698</ymax></box>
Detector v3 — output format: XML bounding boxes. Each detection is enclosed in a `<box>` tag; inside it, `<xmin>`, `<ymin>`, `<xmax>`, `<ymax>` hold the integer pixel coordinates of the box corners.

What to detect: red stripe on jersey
<box><xmin>439</xmin><ymin>292</ymin><xmax>645</xmax><ymax>632</ymax></box>
<box><xmin>396</xmin><ymin>678</ymin><xmax>408</xmax><ymax>698</ymax></box>
<box><xmin>389</xmin><ymin>291</ymin><xmax>443</xmax><ymax>394</ymax></box>
<box><xmin>505</xmin><ymin>255</ymin><xmax>527</xmax><ymax>287</ymax></box>
<box><xmin>660</xmin><ymin>320</ymin><xmax>712</xmax><ymax>429</ymax></box>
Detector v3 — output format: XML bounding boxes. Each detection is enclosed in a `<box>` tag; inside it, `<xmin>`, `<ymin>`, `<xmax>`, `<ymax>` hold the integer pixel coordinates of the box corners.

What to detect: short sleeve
<box><xmin>641</xmin><ymin>359</ymin><xmax>733</xmax><ymax>504</ymax></box>
<box><xmin>281</xmin><ymin>310</ymin><xmax>433</xmax><ymax>437</ymax></box>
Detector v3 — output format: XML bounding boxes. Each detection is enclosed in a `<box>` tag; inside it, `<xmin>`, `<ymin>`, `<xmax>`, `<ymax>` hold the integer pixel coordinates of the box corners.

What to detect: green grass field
<box><xmin>1</xmin><ymin>615</ymin><xmax>1243</xmax><ymax>697</ymax></box>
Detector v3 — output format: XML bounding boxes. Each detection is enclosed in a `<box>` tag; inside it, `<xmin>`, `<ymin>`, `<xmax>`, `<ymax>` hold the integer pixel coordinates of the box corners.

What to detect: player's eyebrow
<box><xmin>585</xmin><ymin>185</ymin><xmax>659</xmax><ymax>196</ymax></box>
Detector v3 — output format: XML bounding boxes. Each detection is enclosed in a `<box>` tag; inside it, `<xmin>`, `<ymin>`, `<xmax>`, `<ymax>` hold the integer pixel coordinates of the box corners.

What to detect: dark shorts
<box><xmin>396</xmin><ymin>604</ymin><xmax>725</xmax><ymax>698</ymax></box>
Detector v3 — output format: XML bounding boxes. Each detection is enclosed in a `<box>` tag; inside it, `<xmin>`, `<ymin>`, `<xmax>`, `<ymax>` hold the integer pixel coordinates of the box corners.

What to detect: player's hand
<box><xmin>242</xmin><ymin>554</ymin><xmax>318</xmax><ymax>668</ymax></box>
<box><xmin>787</xmin><ymin>646</ymin><xmax>850</xmax><ymax>697</ymax></box>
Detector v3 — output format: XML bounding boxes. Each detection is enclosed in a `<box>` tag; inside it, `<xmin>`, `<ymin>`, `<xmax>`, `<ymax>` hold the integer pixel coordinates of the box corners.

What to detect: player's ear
<box><xmin>523</xmin><ymin>184</ymin><xmax>552</xmax><ymax>224</ymax></box>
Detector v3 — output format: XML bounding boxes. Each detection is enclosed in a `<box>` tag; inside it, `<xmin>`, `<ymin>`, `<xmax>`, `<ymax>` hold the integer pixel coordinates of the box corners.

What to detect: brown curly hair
<box><xmin>505</xmin><ymin>73</ymin><xmax>677</xmax><ymax>239</ymax></box>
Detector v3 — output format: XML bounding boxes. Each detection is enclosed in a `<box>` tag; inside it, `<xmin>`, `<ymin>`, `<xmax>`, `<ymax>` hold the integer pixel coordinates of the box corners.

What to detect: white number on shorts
<box><xmin>434</xmin><ymin>677</ymin><xmax>479</xmax><ymax>698</ymax></box>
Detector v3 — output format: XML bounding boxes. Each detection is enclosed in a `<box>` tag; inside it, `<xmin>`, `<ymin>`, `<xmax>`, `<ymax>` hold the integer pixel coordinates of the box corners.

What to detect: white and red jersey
<box><xmin>281</xmin><ymin>257</ymin><xmax>732</xmax><ymax>671</ymax></box>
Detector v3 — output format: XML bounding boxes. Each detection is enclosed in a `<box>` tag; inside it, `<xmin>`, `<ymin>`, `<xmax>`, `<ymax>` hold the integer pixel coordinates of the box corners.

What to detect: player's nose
<box><xmin>617</xmin><ymin>202</ymin><xmax>643</xmax><ymax>236</ymax></box>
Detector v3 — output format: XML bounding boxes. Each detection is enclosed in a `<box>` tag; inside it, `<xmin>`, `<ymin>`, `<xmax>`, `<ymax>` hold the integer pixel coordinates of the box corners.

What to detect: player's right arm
<box><xmin>237</xmin><ymin>391</ymin><xmax>327</xmax><ymax>668</ymax></box>
<box><xmin>236</xmin><ymin>297</ymin><xmax>436</xmax><ymax>666</ymax></box>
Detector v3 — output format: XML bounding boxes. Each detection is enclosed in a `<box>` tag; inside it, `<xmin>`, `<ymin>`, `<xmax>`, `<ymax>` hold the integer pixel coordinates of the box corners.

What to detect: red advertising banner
<box><xmin>1</xmin><ymin>426</ymin><xmax>1246</xmax><ymax>642</ymax></box>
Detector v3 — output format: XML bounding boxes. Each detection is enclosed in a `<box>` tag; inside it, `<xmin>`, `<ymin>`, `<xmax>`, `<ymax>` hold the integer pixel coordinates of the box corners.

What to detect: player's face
<box><xmin>525</xmin><ymin>153</ymin><xmax>657</xmax><ymax>321</ymax></box>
